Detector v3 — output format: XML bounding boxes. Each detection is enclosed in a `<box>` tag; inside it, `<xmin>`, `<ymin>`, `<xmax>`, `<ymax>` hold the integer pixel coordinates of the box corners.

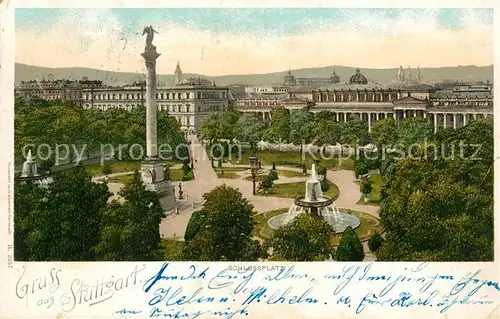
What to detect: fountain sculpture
<box><xmin>267</xmin><ymin>164</ymin><xmax>360</xmax><ymax>233</ymax></box>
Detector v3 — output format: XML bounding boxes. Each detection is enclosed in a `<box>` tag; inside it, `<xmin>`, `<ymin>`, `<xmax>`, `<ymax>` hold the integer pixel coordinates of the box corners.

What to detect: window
<box><xmin>119</xmin><ymin>94</ymin><xmax>122</xmax><ymax>100</ymax></box>
<box><xmin>160</xmin><ymin>93</ymin><xmax>164</xmax><ymax>99</ymax></box>
<box><xmin>187</xmin><ymin>117</ymin><xmax>191</xmax><ymax>126</ymax></box>
<box><xmin>166</xmin><ymin>93</ymin><xmax>170</xmax><ymax>99</ymax></box>
<box><xmin>178</xmin><ymin>105</ymin><xmax>181</xmax><ymax>113</ymax></box>
<box><xmin>178</xmin><ymin>93</ymin><xmax>182</xmax><ymax>99</ymax></box>
<box><xmin>186</xmin><ymin>105</ymin><xmax>190</xmax><ymax>112</ymax></box>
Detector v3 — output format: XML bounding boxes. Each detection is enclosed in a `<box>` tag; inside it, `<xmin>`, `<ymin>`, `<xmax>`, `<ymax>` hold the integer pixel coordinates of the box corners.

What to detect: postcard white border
<box><xmin>1</xmin><ymin>1</ymin><xmax>500</xmax><ymax>319</ymax></box>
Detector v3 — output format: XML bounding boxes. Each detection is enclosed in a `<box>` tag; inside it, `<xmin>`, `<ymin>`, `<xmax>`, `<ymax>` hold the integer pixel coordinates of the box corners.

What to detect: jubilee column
<box><xmin>140</xmin><ymin>26</ymin><xmax>176</xmax><ymax>211</ymax></box>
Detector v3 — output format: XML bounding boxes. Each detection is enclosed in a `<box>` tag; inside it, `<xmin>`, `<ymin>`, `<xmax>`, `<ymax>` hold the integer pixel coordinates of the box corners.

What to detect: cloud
<box><xmin>15</xmin><ymin>9</ymin><xmax>493</xmax><ymax>76</ymax></box>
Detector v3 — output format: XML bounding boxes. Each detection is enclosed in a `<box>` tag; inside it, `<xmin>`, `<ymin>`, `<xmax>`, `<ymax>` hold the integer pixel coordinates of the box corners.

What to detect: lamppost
<box><xmin>249</xmin><ymin>153</ymin><xmax>258</xmax><ymax>195</ymax></box>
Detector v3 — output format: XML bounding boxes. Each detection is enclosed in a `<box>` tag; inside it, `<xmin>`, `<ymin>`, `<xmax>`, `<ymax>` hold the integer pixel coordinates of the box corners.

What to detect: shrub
<box><xmin>316</xmin><ymin>165</ymin><xmax>327</xmax><ymax>176</ymax></box>
<box><xmin>320</xmin><ymin>178</ymin><xmax>329</xmax><ymax>192</ymax></box>
<box><xmin>102</xmin><ymin>163</ymin><xmax>112</xmax><ymax>175</ymax></box>
<box><xmin>272</xmin><ymin>162</ymin><xmax>276</xmax><ymax>170</ymax></box>
<box><xmin>182</xmin><ymin>163</ymin><xmax>191</xmax><ymax>175</ymax></box>
<box><xmin>368</xmin><ymin>232</ymin><xmax>384</xmax><ymax>252</ymax></box>
<box><xmin>182</xmin><ymin>171</ymin><xmax>194</xmax><ymax>181</ymax></box>
<box><xmin>335</xmin><ymin>226</ymin><xmax>364</xmax><ymax>261</ymax></box>
<box><xmin>360</xmin><ymin>178</ymin><xmax>372</xmax><ymax>195</ymax></box>
<box><xmin>268</xmin><ymin>169</ymin><xmax>278</xmax><ymax>181</ymax></box>
<box><xmin>260</xmin><ymin>176</ymin><xmax>273</xmax><ymax>192</ymax></box>
<box><xmin>355</xmin><ymin>160</ymin><xmax>369</xmax><ymax>178</ymax></box>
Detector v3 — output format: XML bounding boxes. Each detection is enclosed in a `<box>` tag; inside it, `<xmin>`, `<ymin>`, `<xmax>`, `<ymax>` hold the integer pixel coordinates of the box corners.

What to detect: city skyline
<box><xmin>15</xmin><ymin>8</ymin><xmax>493</xmax><ymax>76</ymax></box>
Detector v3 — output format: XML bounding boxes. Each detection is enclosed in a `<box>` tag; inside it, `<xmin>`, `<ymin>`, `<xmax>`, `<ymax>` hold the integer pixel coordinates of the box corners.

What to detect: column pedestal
<box><xmin>141</xmin><ymin>158</ymin><xmax>176</xmax><ymax>210</ymax></box>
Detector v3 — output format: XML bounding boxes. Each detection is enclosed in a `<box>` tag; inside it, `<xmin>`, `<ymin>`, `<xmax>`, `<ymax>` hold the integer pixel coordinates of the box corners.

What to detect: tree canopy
<box><xmin>377</xmin><ymin>118</ymin><xmax>493</xmax><ymax>261</ymax></box>
<box><xmin>183</xmin><ymin>184</ymin><xmax>263</xmax><ymax>261</ymax></box>
<box><xmin>267</xmin><ymin>214</ymin><xmax>333</xmax><ymax>261</ymax></box>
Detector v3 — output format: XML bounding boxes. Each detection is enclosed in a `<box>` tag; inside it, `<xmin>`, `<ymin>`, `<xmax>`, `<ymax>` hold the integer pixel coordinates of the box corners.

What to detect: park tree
<box><xmin>289</xmin><ymin>109</ymin><xmax>315</xmax><ymax>153</ymax></box>
<box><xmin>264</xmin><ymin>107</ymin><xmax>290</xmax><ymax>143</ymax></box>
<box><xmin>19</xmin><ymin>164</ymin><xmax>110</xmax><ymax>261</ymax></box>
<box><xmin>340</xmin><ymin>118</ymin><xmax>370</xmax><ymax>155</ymax></box>
<box><xmin>313</xmin><ymin>113</ymin><xmax>342</xmax><ymax>155</ymax></box>
<box><xmin>94</xmin><ymin>170</ymin><xmax>166</xmax><ymax>261</ymax></box>
<box><xmin>335</xmin><ymin>226</ymin><xmax>364</xmax><ymax>261</ymax></box>
<box><xmin>268</xmin><ymin>214</ymin><xmax>333</xmax><ymax>261</ymax></box>
<box><xmin>370</xmin><ymin>118</ymin><xmax>396</xmax><ymax>151</ymax></box>
<box><xmin>395</xmin><ymin>117</ymin><xmax>434</xmax><ymax>151</ymax></box>
<box><xmin>14</xmin><ymin>181</ymin><xmax>47</xmax><ymax>261</ymax></box>
<box><xmin>200</xmin><ymin>113</ymin><xmax>222</xmax><ymax>144</ymax></box>
<box><xmin>183</xmin><ymin>185</ymin><xmax>263</xmax><ymax>261</ymax></box>
<box><xmin>234</xmin><ymin>115</ymin><xmax>264</xmax><ymax>151</ymax></box>
<box><xmin>377</xmin><ymin>118</ymin><xmax>493</xmax><ymax>261</ymax></box>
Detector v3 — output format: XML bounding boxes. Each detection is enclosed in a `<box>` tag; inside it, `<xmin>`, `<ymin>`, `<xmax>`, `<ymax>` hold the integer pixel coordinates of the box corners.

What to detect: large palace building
<box><xmin>238</xmin><ymin>68</ymin><xmax>493</xmax><ymax>133</ymax></box>
<box><xmin>16</xmin><ymin>67</ymin><xmax>493</xmax><ymax>135</ymax></box>
<box><xmin>16</xmin><ymin>64</ymin><xmax>230</xmax><ymax>136</ymax></box>
<box><xmin>80</xmin><ymin>68</ymin><xmax>229</xmax><ymax>136</ymax></box>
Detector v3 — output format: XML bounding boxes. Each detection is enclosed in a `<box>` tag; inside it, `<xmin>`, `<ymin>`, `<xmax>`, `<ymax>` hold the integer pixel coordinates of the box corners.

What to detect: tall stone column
<box><xmin>142</xmin><ymin>49</ymin><xmax>160</xmax><ymax>159</ymax></box>
<box><xmin>443</xmin><ymin>113</ymin><xmax>447</xmax><ymax>129</ymax></box>
<box><xmin>139</xmin><ymin>27</ymin><xmax>176</xmax><ymax>212</ymax></box>
<box><xmin>368</xmin><ymin>113</ymin><xmax>372</xmax><ymax>133</ymax></box>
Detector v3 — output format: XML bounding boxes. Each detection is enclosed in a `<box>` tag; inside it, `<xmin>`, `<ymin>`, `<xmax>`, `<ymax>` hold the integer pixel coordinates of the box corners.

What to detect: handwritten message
<box><xmin>10</xmin><ymin>262</ymin><xmax>499</xmax><ymax>319</ymax></box>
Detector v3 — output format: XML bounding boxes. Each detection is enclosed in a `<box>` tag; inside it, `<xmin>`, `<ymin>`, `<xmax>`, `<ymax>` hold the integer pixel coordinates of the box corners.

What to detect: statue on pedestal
<box><xmin>142</xmin><ymin>25</ymin><xmax>159</xmax><ymax>48</ymax></box>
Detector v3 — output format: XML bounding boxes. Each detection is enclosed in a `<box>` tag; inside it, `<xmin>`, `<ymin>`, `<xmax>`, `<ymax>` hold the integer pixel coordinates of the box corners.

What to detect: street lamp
<box><xmin>249</xmin><ymin>153</ymin><xmax>258</xmax><ymax>195</ymax></box>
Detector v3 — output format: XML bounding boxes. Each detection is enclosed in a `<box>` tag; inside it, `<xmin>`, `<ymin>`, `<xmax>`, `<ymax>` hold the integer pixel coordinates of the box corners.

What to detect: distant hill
<box><xmin>15</xmin><ymin>63</ymin><xmax>493</xmax><ymax>87</ymax></box>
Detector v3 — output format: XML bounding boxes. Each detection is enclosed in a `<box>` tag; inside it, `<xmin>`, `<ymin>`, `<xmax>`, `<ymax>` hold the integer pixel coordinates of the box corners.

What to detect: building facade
<box><xmin>284</xmin><ymin>68</ymin><xmax>340</xmax><ymax>87</ymax></box>
<box><xmin>15</xmin><ymin>79</ymin><xmax>103</xmax><ymax>107</ymax></box>
<box><xmin>82</xmin><ymin>79</ymin><xmax>230</xmax><ymax>135</ymax></box>
<box><xmin>238</xmin><ymin>68</ymin><xmax>493</xmax><ymax>134</ymax></box>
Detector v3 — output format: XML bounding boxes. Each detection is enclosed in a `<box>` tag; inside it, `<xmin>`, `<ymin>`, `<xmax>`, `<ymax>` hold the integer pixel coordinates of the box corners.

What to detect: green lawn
<box><xmin>259</xmin><ymin>180</ymin><xmax>340</xmax><ymax>200</ymax></box>
<box><xmin>358</xmin><ymin>174</ymin><xmax>382</xmax><ymax>205</ymax></box>
<box><xmin>170</xmin><ymin>168</ymin><xmax>186</xmax><ymax>181</ymax></box>
<box><xmin>214</xmin><ymin>166</ymin><xmax>250</xmax><ymax>172</ymax></box>
<box><xmin>107</xmin><ymin>174</ymin><xmax>134</xmax><ymax>183</ymax></box>
<box><xmin>252</xmin><ymin>208</ymin><xmax>288</xmax><ymax>239</ymax></box>
<box><xmin>244</xmin><ymin>174</ymin><xmax>268</xmax><ymax>182</ymax></box>
<box><xmin>216</xmin><ymin>171</ymin><xmax>240</xmax><ymax>179</ymax></box>
<box><xmin>330</xmin><ymin>210</ymin><xmax>383</xmax><ymax>245</ymax></box>
<box><xmin>206</xmin><ymin>145</ymin><xmax>355</xmax><ymax>171</ymax></box>
<box><xmin>252</xmin><ymin>208</ymin><xmax>383</xmax><ymax>246</ymax></box>
<box><xmin>276</xmin><ymin>169</ymin><xmax>307</xmax><ymax>178</ymax></box>
<box><xmin>86</xmin><ymin>161</ymin><xmax>140</xmax><ymax>176</ymax></box>
<box><xmin>160</xmin><ymin>238</ymin><xmax>185</xmax><ymax>261</ymax></box>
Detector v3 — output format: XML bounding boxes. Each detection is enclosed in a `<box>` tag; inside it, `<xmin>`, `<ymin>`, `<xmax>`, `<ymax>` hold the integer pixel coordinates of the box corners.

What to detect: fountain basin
<box><xmin>268</xmin><ymin>205</ymin><xmax>361</xmax><ymax>233</ymax></box>
<box><xmin>295</xmin><ymin>196</ymin><xmax>332</xmax><ymax>207</ymax></box>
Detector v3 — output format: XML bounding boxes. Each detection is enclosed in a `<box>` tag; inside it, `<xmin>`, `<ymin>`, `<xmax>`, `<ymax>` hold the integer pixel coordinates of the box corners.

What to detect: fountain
<box><xmin>267</xmin><ymin>164</ymin><xmax>360</xmax><ymax>233</ymax></box>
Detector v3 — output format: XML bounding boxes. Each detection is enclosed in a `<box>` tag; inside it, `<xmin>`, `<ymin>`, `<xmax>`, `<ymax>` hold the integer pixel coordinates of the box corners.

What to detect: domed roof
<box><xmin>349</xmin><ymin>68</ymin><xmax>368</xmax><ymax>85</ymax></box>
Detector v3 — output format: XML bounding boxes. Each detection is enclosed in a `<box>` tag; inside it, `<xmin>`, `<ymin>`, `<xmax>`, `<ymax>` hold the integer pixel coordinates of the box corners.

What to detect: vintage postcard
<box><xmin>1</xmin><ymin>1</ymin><xmax>499</xmax><ymax>318</ymax></box>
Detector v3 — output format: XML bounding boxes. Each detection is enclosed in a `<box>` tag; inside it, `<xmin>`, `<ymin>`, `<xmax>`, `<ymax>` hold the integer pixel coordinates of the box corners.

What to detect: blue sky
<box><xmin>15</xmin><ymin>8</ymin><xmax>494</xmax><ymax>75</ymax></box>
<box><xmin>15</xmin><ymin>8</ymin><xmax>494</xmax><ymax>35</ymax></box>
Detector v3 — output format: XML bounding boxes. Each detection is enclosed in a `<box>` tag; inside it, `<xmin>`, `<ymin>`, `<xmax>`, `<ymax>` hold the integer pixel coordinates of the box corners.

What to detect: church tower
<box><xmin>174</xmin><ymin>62</ymin><xmax>182</xmax><ymax>85</ymax></box>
